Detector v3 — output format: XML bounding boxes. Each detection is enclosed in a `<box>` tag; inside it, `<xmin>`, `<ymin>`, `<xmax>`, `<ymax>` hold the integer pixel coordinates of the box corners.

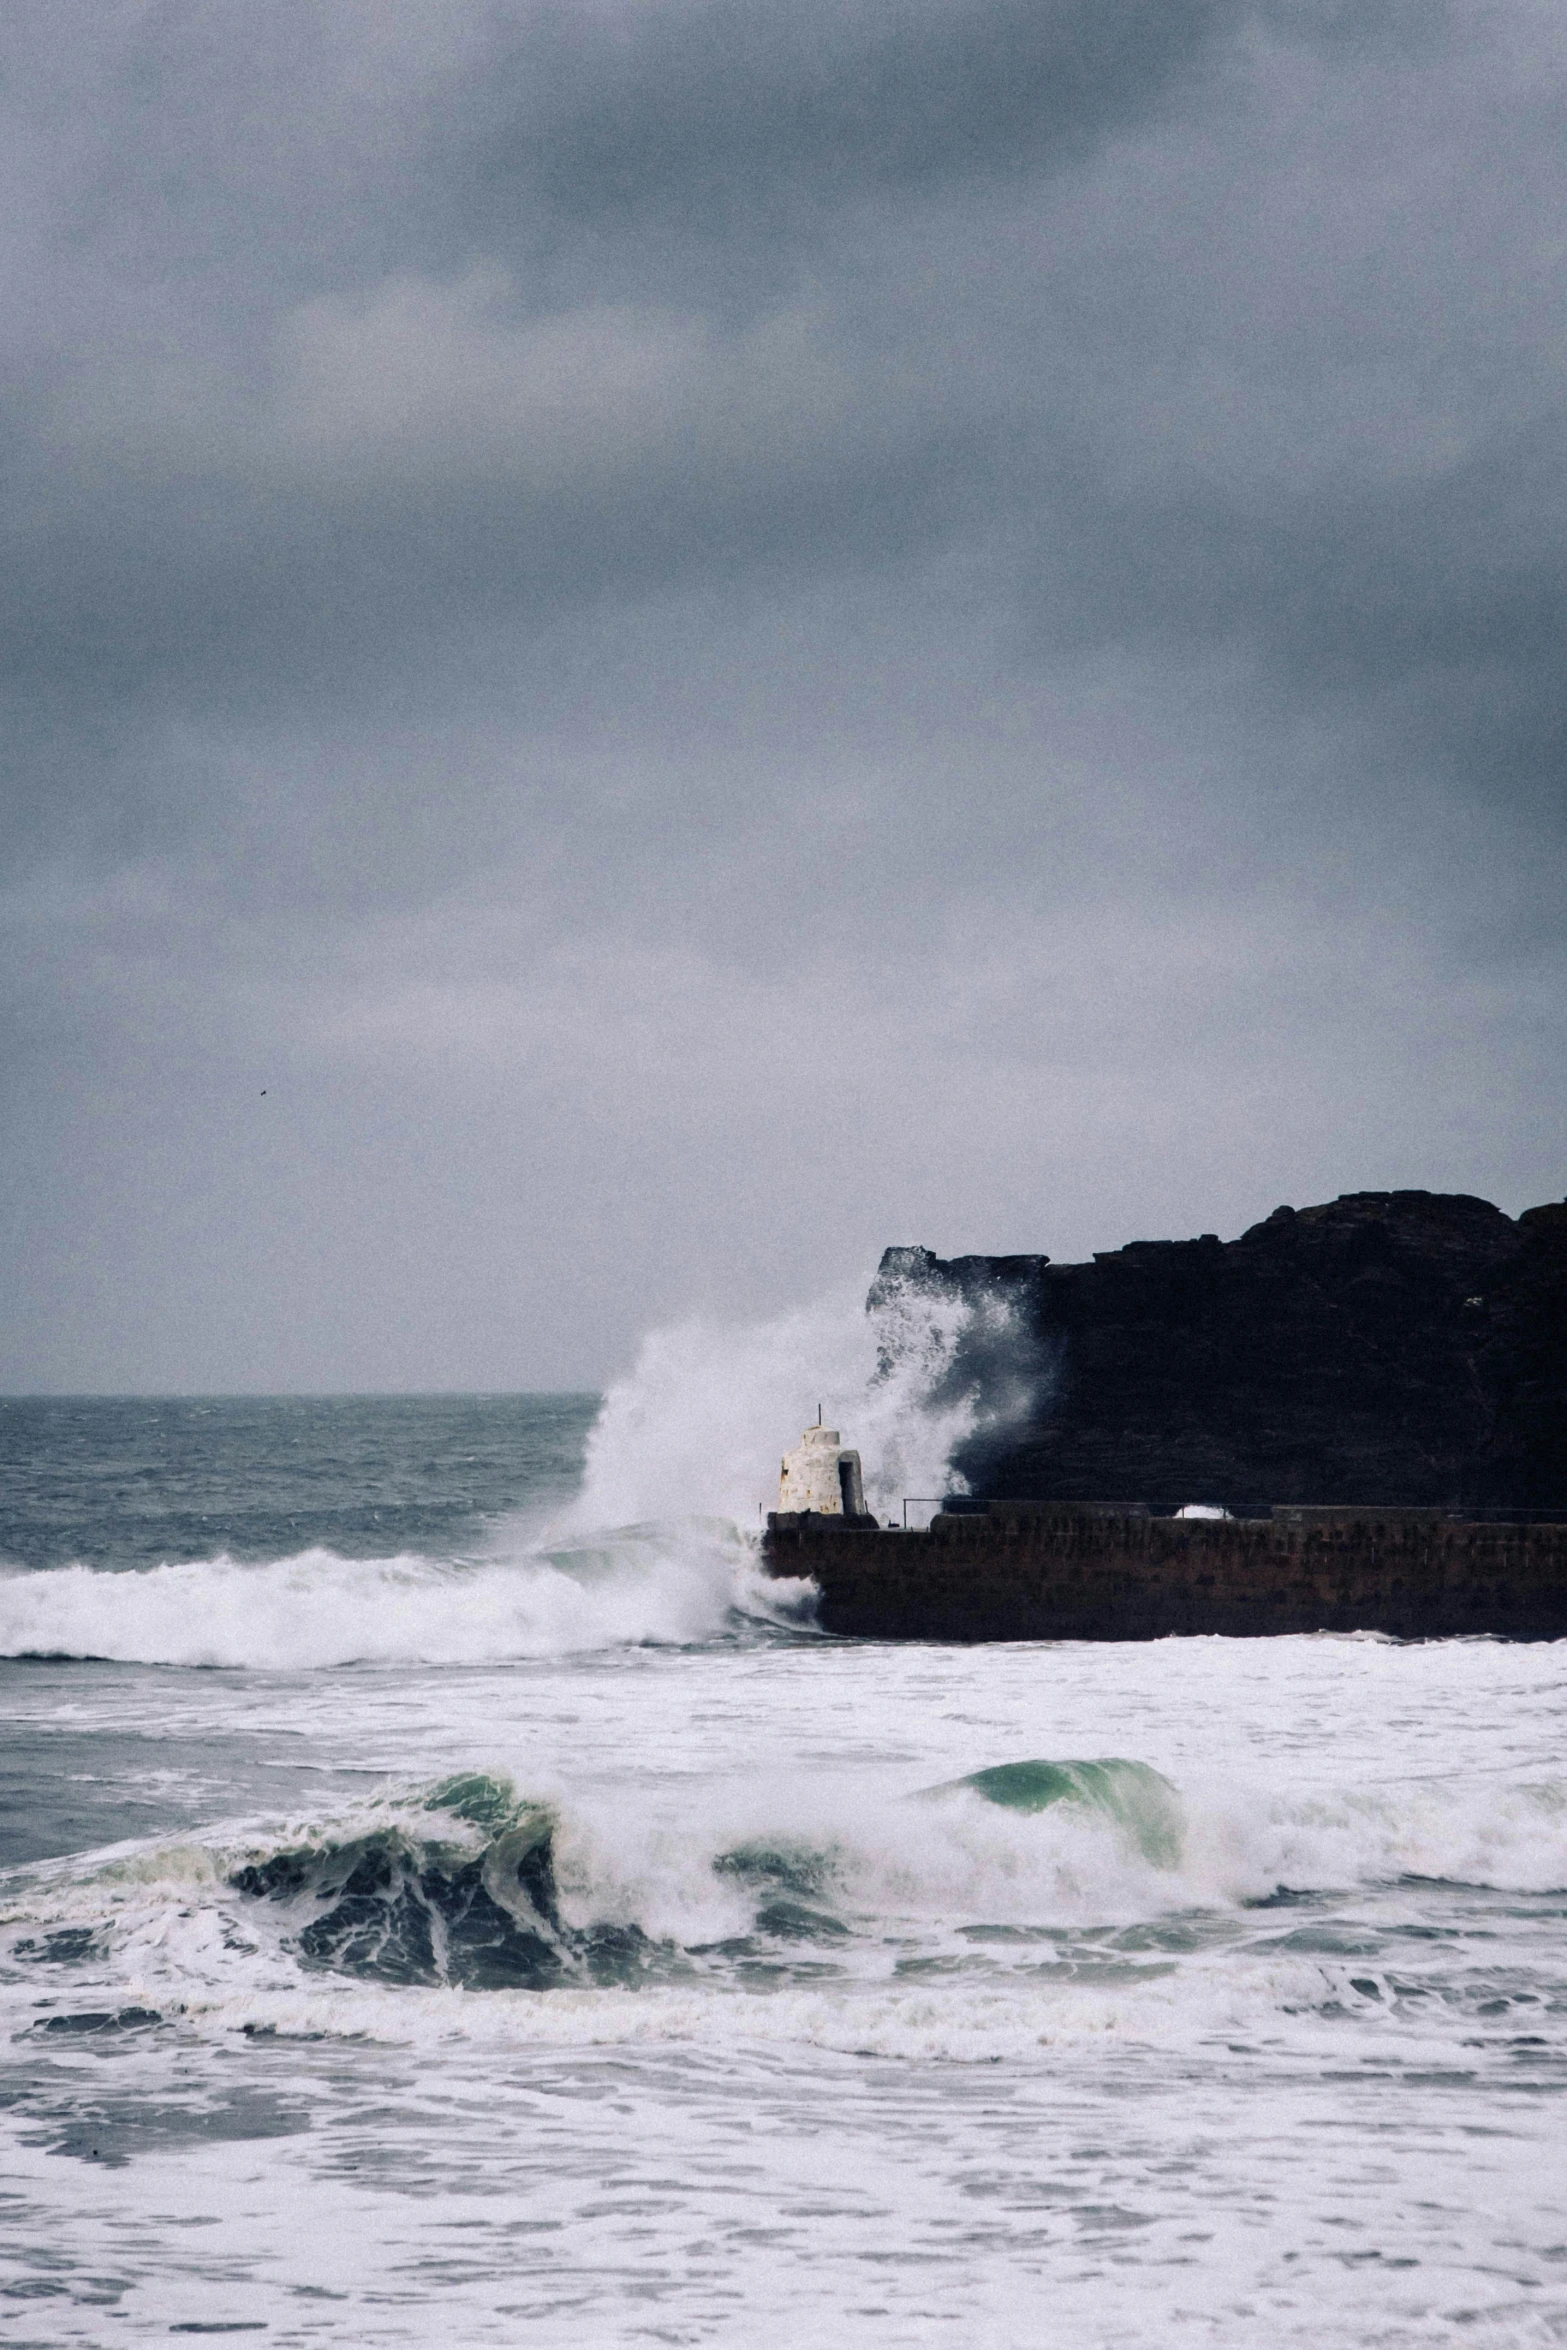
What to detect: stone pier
<box><xmin>763</xmin><ymin>1503</ymin><xmax>1567</xmax><ymax>1641</ymax></box>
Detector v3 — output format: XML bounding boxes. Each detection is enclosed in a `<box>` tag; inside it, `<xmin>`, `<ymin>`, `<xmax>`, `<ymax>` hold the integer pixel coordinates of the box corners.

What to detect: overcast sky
<box><xmin>3</xmin><ymin>0</ymin><xmax>1564</xmax><ymax>1391</ymax></box>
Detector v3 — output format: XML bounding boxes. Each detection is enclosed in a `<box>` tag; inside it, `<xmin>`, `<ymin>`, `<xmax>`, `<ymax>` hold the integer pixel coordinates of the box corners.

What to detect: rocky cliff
<box><xmin>872</xmin><ymin>1190</ymin><xmax>1567</xmax><ymax>1509</ymax></box>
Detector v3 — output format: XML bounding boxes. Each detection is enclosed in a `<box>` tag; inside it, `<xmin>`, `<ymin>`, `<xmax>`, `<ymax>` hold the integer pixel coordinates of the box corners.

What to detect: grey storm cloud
<box><xmin>1</xmin><ymin>0</ymin><xmax>1563</xmax><ymax>1389</ymax></box>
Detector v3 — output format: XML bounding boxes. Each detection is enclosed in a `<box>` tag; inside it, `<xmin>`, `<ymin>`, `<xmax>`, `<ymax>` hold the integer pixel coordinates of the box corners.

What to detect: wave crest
<box><xmin>0</xmin><ymin>1525</ymin><xmax>794</xmax><ymax>1667</ymax></box>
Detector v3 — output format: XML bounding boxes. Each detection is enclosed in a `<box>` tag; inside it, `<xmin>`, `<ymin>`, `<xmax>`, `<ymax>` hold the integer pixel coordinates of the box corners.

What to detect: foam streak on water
<box><xmin>0</xmin><ymin>1350</ymin><xmax>1564</xmax><ymax>2346</ymax></box>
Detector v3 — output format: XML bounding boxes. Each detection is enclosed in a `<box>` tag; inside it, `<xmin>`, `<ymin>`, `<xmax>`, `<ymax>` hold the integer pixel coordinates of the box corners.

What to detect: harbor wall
<box><xmin>763</xmin><ymin>1505</ymin><xmax>1567</xmax><ymax>1641</ymax></box>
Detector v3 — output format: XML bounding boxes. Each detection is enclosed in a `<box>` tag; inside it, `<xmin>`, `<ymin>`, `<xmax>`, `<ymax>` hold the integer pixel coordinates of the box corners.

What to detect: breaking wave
<box><xmin>5</xmin><ymin>1753</ymin><xmax>1566</xmax><ymax>2064</ymax></box>
<box><xmin>204</xmin><ymin>1757</ymin><xmax>1189</xmax><ymax>1993</ymax></box>
<box><xmin>0</xmin><ymin>1526</ymin><xmax>793</xmax><ymax>1668</ymax></box>
<box><xmin>0</xmin><ymin>1269</ymin><xmax>1016</xmax><ymax>1667</ymax></box>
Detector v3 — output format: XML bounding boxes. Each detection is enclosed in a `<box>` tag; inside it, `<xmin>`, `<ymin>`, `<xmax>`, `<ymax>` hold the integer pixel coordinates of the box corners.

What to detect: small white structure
<box><xmin>778</xmin><ymin>1425</ymin><xmax>868</xmax><ymax>1518</ymax></box>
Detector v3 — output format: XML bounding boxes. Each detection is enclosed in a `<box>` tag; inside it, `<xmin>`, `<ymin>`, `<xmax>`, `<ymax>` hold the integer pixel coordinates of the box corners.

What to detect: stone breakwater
<box><xmin>763</xmin><ymin>1505</ymin><xmax>1567</xmax><ymax>1641</ymax></box>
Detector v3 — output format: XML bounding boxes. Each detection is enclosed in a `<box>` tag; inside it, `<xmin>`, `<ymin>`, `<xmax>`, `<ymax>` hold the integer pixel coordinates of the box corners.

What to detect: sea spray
<box><xmin>569</xmin><ymin>1265</ymin><xmax>1027</xmax><ymax>1530</ymax></box>
<box><xmin>0</xmin><ymin>1276</ymin><xmax>1012</xmax><ymax>1666</ymax></box>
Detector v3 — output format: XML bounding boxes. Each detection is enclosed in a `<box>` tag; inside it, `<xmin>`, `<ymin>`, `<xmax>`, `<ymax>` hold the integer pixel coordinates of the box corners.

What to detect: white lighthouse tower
<box><xmin>778</xmin><ymin>1423</ymin><xmax>869</xmax><ymax>1519</ymax></box>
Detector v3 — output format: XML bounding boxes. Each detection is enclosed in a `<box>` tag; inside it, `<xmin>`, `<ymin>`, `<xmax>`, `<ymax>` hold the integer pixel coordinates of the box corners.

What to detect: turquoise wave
<box><xmin>187</xmin><ymin>1759</ymin><xmax>1183</xmax><ymax>1990</ymax></box>
<box><xmin>925</xmin><ymin>1758</ymin><xmax>1185</xmax><ymax>1869</ymax></box>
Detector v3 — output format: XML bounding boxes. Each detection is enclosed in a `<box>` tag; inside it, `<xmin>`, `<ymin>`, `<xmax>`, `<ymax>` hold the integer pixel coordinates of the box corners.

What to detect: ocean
<box><xmin>1</xmin><ymin>1294</ymin><xmax>1565</xmax><ymax>2348</ymax></box>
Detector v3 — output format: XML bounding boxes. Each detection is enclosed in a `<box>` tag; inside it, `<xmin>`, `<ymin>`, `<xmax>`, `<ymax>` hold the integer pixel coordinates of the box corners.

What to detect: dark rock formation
<box><xmin>873</xmin><ymin>1190</ymin><xmax>1567</xmax><ymax>1509</ymax></box>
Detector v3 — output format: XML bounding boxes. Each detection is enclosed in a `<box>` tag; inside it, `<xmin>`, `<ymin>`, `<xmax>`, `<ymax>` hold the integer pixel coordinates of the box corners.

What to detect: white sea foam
<box><xmin>36</xmin><ymin>1957</ymin><xmax>1381</xmax><ymax>2070</ymax></box>
<box><xmin>7</xmin><ymin>1640</ymin><xmax>1567</xmax><ymax>2348</ymax></box>
<box><xmin>7</xmin><ymin>1412</ymin><xmax>1566</xmax><ymax>2346</ymax></box>
<box><xmin>7</xmin><ymin>1749</ymin><xmax>1565</xmax><ymax>2071</ymax></box>
<box><xmin>0</xmin><ymin>1529</ymin><xmax>770</xmax><ymax>1668</ymax></box>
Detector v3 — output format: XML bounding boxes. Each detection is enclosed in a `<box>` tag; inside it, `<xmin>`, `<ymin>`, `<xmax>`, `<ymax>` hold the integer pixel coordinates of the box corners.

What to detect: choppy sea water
<box><xmin>1</xmin><ymin>1353</ymin><xmax>1565</xmax><ymax>2348</ymax></box>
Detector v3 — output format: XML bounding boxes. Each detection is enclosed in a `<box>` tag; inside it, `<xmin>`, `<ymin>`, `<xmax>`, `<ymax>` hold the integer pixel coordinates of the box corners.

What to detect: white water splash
<box><xmin>571</xmin><ymin>1267</ymin><xmax>994</xmax><ymax>1530</ymax></box>
<box><xmin>0</xmin><ymin>1272</ymin><xmax>1019</xmax><ymax>1667</ymax></box>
